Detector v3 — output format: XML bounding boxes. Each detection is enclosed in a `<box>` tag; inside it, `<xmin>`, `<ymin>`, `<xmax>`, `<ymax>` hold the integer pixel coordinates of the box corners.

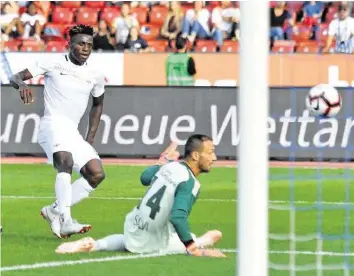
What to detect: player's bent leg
<box><xmin>55</xmin><ymin>234</ymin><xmax>126</xmax><ymax>254</ymax></box>
<box><xmin>70</xmin><ymin>177</ymin><xmax>94</xmax><ymax>206</ymax></box>
<box><xmin>69</xmin><ymin>138</ymin><xmax>105</xmax><ymax>207</ymax></box>
<box><xmin>68</xmin><ymin>159</ymin><xmax>105</xmax><ymax>207</ymax></box>
<box><xmin>81</xmin><ymin>159</ymin><xmax>106</xmax><ymax>188</ymax></box>
<box><xmin>195</xmin><ymin>230</ymin><xmax>223</xmax><ymax>249</ymax></box>
<box><xmin>53</xmin><ymin>151</ymin><xmax>74</xmax><ymax>173</ymax></box>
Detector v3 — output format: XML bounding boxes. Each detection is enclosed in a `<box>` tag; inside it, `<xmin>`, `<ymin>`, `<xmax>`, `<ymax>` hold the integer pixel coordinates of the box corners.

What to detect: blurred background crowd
<box><xmin>0</xmin><ymin>1</ymin><xmax>353</xmax><ymax>53</ymax></box>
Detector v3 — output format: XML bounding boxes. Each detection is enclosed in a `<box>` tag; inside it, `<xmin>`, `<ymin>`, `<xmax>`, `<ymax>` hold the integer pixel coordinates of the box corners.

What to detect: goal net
<box><xmin>237</xmin><ymin>2</ymin><xmax>354</xmax><ymax>276</ymax></box>
<box><xmin>268</xmin><ymin>87</ymin><xmax>354</xmax><ymax>276</ymax></box>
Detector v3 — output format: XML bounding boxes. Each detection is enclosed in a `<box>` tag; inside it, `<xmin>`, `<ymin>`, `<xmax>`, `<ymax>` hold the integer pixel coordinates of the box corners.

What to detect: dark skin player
<box><xmin>10</xmin><ymin>25</ymin><xmax>105</xmax><ymax>189</ymax></box>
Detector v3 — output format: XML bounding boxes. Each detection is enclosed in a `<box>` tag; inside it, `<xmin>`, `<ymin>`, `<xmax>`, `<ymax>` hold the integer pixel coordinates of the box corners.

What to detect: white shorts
<box><xmin>158</xmin><ymin>232</ymin><xmax>197</xmax><ymax>255</ymax></box>
<box><xmin>37</xmin><ymin>116</ymin><xmax>100</xmax><ymax>173</ymax></box>
<box><xmin>123</xmin><ymin>210</ymin><xmax>196</xmax><ymax>255</ymax></box>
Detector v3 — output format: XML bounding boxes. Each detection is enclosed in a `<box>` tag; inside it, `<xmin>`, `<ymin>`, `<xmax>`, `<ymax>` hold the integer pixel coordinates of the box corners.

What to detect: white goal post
<box><xmin>237</xmin><ymin>1</ymin><xmax>270</xmax><ymax>276</ymax></box>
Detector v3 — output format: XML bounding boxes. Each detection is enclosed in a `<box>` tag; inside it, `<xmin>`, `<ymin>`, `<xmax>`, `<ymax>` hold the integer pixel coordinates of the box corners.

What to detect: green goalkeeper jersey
<box><xmin>123</xmin><ymin>161</ymin><xmax>200</xmax><ymax>253</ymax></box>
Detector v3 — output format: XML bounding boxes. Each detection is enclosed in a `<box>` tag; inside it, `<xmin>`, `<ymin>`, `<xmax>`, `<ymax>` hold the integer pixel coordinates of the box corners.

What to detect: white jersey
<box><xmin>124</xmin><ymin>162</ymin><xmax>200</xmax><ymax>253</ymax></box>
<box><xmin>328</xmin><ymin>17</ymin><xmax>354</xmax><ymax>54</ymax></box>
<box><xmin>27</xmin><ymin>54</ymin><xmax>105</xmax><ymax>127</ymax></box>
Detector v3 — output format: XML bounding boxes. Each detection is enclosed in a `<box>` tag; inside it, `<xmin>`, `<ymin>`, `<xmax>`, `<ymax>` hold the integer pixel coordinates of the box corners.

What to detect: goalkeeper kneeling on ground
<box><xmin>56</xmin><ymin>135</ymin><xmax>226</xmax><ymax>258</ymax></box>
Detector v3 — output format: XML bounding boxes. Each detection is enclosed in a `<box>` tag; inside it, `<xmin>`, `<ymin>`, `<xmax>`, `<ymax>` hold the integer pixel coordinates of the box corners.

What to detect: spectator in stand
<box><xmin>270</xmin><ymin>1</ymin><xmax>294</xmax><ymax>40</ymax></box>
<box><xmin>182</xmin><ymin>1</ymin><xmax>223</xmax><ymax>50</ymax></box>
<box><xmin>160</xmin><ymin>1</ymin><xmax>184</xmax><ymax>48</ymax></box>
<box><xmin>19</xmin><ymin>1</ymin><xmax>46</xmax><ymax>40</ymax></box>
<box><xmin>0</xmin><ymin>2</ymin><xmax>20</xmax><ymax>41</ymax></box>
<box><xmin>303</xmin><ymin>1</ymin><xmax>324</xmax><ymax>22</ymax></box>
<box><xmin>323</xmin><ymin>3</ymin><xmax>354</xmax><ymax>54</ymax></box>
<box><xmin>124</xmin><ymin>26</ymin><xmax>149</xmax><ymax>53</ymax></box>
<box><xmin>93</xmin><ymin>20</ymin><xmax>115</xmax><ymax>51</ymax></box>
<box><xmin>211</xmin><ymin>0</ymin><xmax>240</xmax><ymax>41</ymax></box>
<box><xmin>111</xmin><ymin>3</ymin><xmax>139</xmax><ymax>51</ymax></box>
<box><xmin>302</xmin><ymin>1</ymin><xmax>324</xmax><ymax>39</ymax></box>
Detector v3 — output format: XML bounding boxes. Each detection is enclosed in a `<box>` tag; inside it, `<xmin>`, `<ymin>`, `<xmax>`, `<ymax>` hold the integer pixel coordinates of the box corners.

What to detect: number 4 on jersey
<box><xmin>146</xmin><ymin>185</ymin><xmax>167</xmax><ymax>220</ymax></box>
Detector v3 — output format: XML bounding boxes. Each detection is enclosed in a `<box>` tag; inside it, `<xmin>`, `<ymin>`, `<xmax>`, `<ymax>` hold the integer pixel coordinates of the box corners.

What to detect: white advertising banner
<box><xmin>1</xmin><ymin>86</ymin><xmax>353</xmax><ymax>160</ymax></box>
<box><xmin>1</xmin><ymin>52</ymin><xmax>124</xmax><ymax>85</ymax></box>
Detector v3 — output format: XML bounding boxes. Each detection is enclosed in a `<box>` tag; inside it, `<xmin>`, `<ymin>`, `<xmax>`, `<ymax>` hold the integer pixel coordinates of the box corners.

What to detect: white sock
<box><xmin>55</xmin><ymin>172</ymin><xmax>72</xmax><ymax>222</ymax></box>
<box><xmin>94</xmin><ymin>234</ymin><xmax>126</xmax><ymax>252</ymax></box>
<box><xmin>71</xmin><ymin>177</ymin><xmax>94</xmax><ymax>206</ymax></box>
<box><xmin>52</xmin><ymin>177</ymin><xmax>94</xmax><ymax>212</ymax></box>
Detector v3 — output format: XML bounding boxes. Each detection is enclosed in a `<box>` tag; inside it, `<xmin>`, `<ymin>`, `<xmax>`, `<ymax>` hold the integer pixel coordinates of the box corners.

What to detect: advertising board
<box><xmin>1</xmin><ymin>86</ymin><xmax>353</xmax><ymax>160</ymax></box>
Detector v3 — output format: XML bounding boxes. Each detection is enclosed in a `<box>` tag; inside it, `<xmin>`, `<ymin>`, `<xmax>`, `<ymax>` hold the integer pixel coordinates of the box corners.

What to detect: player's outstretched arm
<box><xmin>10</xmin><ymin>69</ymin><xmax>34</xmax><ymax>105</ymax></box>
<box><xmin>86</xmin><ymin>94</ymin><xmax>104</xmax><ymax>145</ymax></box>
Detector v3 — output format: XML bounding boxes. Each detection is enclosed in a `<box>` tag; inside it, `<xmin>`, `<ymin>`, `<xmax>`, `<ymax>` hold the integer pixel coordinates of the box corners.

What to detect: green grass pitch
<box><xmin>1</xmin><ymin>164</ymin><xmax>353</xmax><ymax>275</ymax></box>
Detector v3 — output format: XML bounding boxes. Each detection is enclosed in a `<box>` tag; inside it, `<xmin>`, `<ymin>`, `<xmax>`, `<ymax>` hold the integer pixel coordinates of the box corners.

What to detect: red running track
<box><xmin>1</xmin><ymin>157</ymin><xmax>353</xmax><ymax>169</ymax></box>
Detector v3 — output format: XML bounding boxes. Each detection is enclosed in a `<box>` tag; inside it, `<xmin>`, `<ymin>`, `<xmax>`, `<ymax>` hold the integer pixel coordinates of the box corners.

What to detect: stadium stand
<box><xmin>0</xmin><ymin>1</ymin><xmax>353</xmax><ymax>53</ymax></box>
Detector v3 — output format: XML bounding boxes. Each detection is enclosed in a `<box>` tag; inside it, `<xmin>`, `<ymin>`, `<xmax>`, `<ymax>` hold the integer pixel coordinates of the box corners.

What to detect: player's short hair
<box><xmin>175</xmin><ymin>32</ymin><xmax>187</xmax><ymax>50</ymax></box>
<box><xmin>68</xmin><ymin>24</ymin><xmax>94</xmax><ymax>40</ymax></box>
<box><xmin>184</xmin><ymin>134</ymin><xmax>213</xmax><ymax>157</ymax></box>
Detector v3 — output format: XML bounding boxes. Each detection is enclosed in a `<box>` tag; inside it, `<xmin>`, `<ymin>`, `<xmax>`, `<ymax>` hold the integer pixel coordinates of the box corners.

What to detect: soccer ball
<box><xmin>305</xmin><ymin>84</ymin><xmax>342</xmax><ymax>118</ymax></box>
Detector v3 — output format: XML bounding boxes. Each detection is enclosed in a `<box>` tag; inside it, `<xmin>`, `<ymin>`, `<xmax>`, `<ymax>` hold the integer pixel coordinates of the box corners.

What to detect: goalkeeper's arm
<box><xmin>170</xmin><ymin>181</ymin><xmax>195</xmax><ymax>247</ymax></box>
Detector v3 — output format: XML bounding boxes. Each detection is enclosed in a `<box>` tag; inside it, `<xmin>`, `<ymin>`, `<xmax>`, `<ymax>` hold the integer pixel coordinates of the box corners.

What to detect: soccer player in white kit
<box><xmin>56</xmin><ymin>135</ymin><xmax>226</xmax><ymax>258</ymax></box>
<box><xmin>10</xmin><ymin>25</ymin><xmax>106</xmax><ymax>239</ymax></box>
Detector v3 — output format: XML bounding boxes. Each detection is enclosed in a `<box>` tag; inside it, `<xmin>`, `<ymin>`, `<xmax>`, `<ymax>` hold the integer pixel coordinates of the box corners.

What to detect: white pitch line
<box><xmin>1</xmin><ymin>249</ymin><xmax>353</xmax><ymax>272</ymax></box>
<box><xmin>1</xmin><ymin>195</ymin><xmax>354</xmax><ymax>206</ymax></box>
<box><xmin>0</xmin><ymin>252</ymin><xmax>165</xmax><ymax>272</ymax></box>
<box><xmin>221</xmin><ymin>249</ymin><xmax>354</xmax><ymax>257</ymax></box>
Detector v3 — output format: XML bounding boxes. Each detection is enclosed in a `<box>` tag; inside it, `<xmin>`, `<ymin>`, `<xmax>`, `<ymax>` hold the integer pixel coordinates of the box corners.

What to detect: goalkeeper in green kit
<box><xmin>56</xmin><ymin>134</ymin><xmax>226</xmax><ymax>258</ymax></box>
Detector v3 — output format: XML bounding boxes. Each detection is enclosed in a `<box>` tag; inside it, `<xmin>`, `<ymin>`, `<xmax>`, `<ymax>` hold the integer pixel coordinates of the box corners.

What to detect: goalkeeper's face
<box><xmin>198</xmin><ymin>140</ymin><xmax>217</xmax><ymax>173</ymax></box>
